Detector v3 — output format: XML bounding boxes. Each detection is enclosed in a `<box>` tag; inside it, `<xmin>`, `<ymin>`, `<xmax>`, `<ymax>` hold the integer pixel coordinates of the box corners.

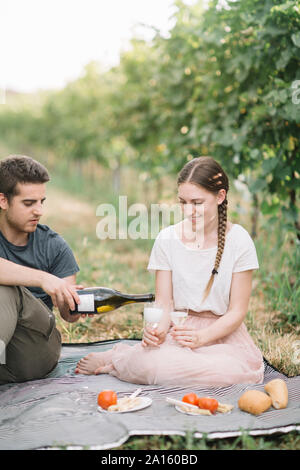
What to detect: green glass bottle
<box><xmin>70</xmin><ymin>287</ymin><xmax>155</xmax><ymax>315</ymax></box>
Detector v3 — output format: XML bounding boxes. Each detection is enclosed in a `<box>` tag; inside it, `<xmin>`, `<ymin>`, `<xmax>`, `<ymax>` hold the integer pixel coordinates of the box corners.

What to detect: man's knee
<box><xmin>0</xmin><ymin>285</ymin><xmax>21</xmax><ymax>305</ymax></box>
<box><xmin>0</xmin><ymin>286</ymin><xmax>21</xmax><ymax>347</ymax></box>
<box><xmin>0</xmin><ymin>286</ymin><xmax>61</xmax><ymax>384</ymax></box>
<box><xmin>1</xmin><ymin>327</ymin><xmax>61</xmax><ymax>384</ymax></box>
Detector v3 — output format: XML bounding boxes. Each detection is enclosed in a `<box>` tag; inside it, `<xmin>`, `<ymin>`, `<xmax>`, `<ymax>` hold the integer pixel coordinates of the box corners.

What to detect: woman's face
<box><xmin>178</xmin><ymin>182</ymin><xmax>226</xmax><ymax>227</ymax></box>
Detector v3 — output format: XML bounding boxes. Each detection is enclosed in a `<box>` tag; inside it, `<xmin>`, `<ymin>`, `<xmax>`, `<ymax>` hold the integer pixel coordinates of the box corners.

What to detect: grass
<box><xmin>43</xmin><ymin>178</ymin><xmax>300</xmax><ymax>378</ymax></box>
<box><xmin>39</xmin><ymin>166</ymin><xmax>300</xmax><ymax>450</ymax></box>
<box><xmin>113</xmin><ymin>430</ymin><xmax>300</xmax><ymax>450</ymax></box>
<box><xmin>6</xmin><ymin>149</ymin><xmax>299</xmax><ymax>450</ymax></box>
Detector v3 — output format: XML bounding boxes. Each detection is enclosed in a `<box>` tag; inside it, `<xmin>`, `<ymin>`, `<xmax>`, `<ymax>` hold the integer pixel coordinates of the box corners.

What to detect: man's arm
<box><xmin>0</xmin><ymin>257</ymin><xmax>80</xmax><ymax>311</ymax></box>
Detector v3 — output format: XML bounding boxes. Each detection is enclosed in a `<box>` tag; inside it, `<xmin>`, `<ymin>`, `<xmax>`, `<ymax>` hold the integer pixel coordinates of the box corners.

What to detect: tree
<box><xmin>179</xmin><ymin>0</ymin><xmax>300</xmax><ymax>238</ymax></box>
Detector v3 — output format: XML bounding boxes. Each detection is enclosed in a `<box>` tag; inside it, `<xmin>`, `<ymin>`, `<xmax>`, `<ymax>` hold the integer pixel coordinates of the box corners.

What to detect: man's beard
<box><xmin>5</xmin><ymin>212</ymin><xmax>37</xmax><ymax>234</ymax></box>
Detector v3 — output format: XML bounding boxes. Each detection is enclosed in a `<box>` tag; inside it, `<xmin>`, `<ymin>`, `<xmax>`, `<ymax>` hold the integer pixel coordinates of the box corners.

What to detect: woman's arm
<box><xmin>172</xmin><ymin>270</ymin><xmax>254</xmax><ymax>348</ymax></box>
<box><xmin>202</xmin><ymin>269</ymin><xmax>254</xmax><ymax>343</ymax></box>
<box><xmin>142</xmin><ymin>270</ymin><xmax>173</xmax><ymax>347</ymax></box>
<box><xmin>154</xmin><ymin>269</ymin><xmax>173</xmax><ymax>330</ymax></box>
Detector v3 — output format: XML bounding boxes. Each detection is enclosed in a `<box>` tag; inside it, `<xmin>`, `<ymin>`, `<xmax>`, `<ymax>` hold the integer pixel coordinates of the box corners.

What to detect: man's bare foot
<box><xmin>75</xmin><ymin>351</ymin><xmax>113</xmax><ymax>375</ymax></box>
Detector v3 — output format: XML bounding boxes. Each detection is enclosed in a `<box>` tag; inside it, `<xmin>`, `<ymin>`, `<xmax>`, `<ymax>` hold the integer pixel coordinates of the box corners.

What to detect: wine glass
<box><xmin>170</xmin><ymin>308</ymin><xmax>188</xmax><ymax>326</ymax></box>
<box><xmin>143</xmin><ymin>302</ymin><xmax>163</xmax><ymax>329</ymax></box>
<box><xmin>170</xmin><ymin>308</ymin><xmax>189</xmax><ymax>347</ymax></box>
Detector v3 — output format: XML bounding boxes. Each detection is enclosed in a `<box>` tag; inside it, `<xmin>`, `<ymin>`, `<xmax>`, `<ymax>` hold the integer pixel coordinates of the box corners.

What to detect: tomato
<box><xmin>97</xmin><ymin>390</ymin><xmax>118</xmax><ymax>409</ymax></box>
<box><xmin>182</xmin><ymin>393</ymin><xmax>199</xmax><ymax>406</ymax></box>
<box><xmin>198</xmin><ymin>397</ymin><xmax>219</xmax><ymax>413</ymax></box>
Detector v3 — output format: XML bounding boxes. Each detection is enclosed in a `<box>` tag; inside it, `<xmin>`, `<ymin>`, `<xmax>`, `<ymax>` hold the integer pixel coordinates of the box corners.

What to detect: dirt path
<box><xmin>42</xmin><ymin>186</ymin><xmax>96</xmax><ymax>234</ymax></box>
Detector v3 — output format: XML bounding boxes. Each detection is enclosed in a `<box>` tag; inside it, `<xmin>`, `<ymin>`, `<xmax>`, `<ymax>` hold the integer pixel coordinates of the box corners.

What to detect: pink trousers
<box><xmin>98</xmin><ymin>312</ymin><xmax>264</xmax><ymax>386</ymax></box>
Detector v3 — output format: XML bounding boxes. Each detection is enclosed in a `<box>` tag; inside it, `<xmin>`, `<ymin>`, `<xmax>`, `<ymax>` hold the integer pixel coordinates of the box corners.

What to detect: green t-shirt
<box><xmin>0</xmin><ymin>224</ymin><xmax>80</xmax><ymax>310</ymax></box>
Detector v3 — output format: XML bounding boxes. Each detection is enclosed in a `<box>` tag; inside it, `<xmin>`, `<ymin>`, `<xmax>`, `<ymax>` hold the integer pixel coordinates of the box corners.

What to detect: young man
<box><xmin>0</xmin><ymin>155</ymin><xmax>82</xmax><ymax>385</ymax></box>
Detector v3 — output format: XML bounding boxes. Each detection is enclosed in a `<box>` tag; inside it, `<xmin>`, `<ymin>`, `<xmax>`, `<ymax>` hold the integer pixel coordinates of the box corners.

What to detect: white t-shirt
<box><xmin>147</xmin><ymin>223</ymin><xmax>259</xmax><ymax>316</ymax></box>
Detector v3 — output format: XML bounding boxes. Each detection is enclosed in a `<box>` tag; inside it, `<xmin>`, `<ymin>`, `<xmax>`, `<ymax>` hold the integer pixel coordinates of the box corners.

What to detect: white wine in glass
<box><xmin>171</xmin><ymin>309</ymin><xmax>188</xmax><ymax>326</ymax></box>
<box><xmin>143</xmin><ymin>302</ymin><xmax>163</xmax><ymax>329</ymax></box>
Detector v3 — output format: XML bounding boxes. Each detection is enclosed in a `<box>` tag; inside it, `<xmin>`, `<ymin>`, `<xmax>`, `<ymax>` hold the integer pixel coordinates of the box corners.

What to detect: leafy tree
<box><xmin>125</xmin><ymin>0</ymin><xmax>300</xmax><ymax>238</ymax></box>
<box><xmin>0</xmin><ymin>0</ymin><xmax>299</xmax><ymax>239</ymax></box>
<box><xmin>168</xmin><ymin>0</ymin><xmax>300</xmax><ymax>238</ymax></box>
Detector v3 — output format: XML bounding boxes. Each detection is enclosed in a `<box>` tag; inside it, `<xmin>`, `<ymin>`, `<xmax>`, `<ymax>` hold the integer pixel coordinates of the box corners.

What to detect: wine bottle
<box><xmin>70</xmin><ymin>287</ymin><xmax>155</xmax><ymax>315</ymax></box>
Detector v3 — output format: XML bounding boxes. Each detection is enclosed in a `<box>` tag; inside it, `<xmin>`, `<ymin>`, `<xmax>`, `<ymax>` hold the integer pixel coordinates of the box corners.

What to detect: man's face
<box><xmin>0</xmin><ymin>182</ymin><xmax>46</xmax><ymax>234</ymax></box>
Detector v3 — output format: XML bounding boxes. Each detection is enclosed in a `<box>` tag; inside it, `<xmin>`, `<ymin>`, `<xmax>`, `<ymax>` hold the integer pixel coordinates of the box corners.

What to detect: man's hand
<box><xmin>39</xmin><ymin>272</ymin><xmax>81</xmax><ymax>312</ymax></box>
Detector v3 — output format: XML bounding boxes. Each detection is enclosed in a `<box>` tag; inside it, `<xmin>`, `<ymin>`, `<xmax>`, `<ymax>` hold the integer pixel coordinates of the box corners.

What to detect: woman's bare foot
<box><xmin>75</xmin><ymin>351</ymin><xmax>113</xmax><ymax>375</ymax></box>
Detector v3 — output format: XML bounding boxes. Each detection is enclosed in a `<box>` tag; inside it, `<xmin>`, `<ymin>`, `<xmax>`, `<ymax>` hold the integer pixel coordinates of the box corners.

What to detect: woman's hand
<box><xmin>141</xmin><ymin>324</ymin><xmax>167</xmax><ymax>348</ymax></box>
<box><xmin>171</xmin><ymin>325</ymin><xmax>204</xmax><ymax>349</ymax></box>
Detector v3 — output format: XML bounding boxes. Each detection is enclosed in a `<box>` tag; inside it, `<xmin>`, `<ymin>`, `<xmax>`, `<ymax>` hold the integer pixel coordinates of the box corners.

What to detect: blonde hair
<box><xmin>177</xmin><ymin>156</ymin><xmax>229</xmax><ymax>303</ymax></box>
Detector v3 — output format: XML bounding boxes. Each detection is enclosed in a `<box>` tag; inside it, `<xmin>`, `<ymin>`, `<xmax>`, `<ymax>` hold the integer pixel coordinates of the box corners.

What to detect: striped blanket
<box><xmin>0</xmin><ymin>339</ymin><xmax>299</xmax><ymax>450</ymax></box>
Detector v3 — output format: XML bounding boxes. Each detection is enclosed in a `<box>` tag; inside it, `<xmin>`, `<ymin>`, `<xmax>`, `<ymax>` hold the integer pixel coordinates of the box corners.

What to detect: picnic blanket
<box><xmin>0</xmin><ymin>339</ymin><xmax>299</xmax><ymax>450</ymax></box>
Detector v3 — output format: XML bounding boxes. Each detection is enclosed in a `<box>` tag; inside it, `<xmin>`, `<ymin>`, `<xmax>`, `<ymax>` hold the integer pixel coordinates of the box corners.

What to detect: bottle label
<box><xmin>78</xmin><ymin>294</ymin><xmax>94</xmax><ymax>312</ymax></box>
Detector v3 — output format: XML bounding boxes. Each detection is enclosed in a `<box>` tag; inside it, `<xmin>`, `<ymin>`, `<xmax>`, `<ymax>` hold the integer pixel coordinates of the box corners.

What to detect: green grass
<box><xmin>254</xmin><ymin>225</ymin><xmax>300</xmax><ymax>328</ymax></box>
<box><xmin>1</xmin><ymin>144</ymin><xmax>299</xmax><ymax>449</ymax></box>
<box><xmin>113</xmin><ymin>430</ymin><xmax>300</xmax><ymax>450</ymax></box>
<box><xmin>49</xmin><ymin>178</ymin><xmax>299</xmax><ymax>377</ymax></box>
<box><xmin>44</xmin><ymin>165</ymin><xmax>299</xmax><ymax>450</ymax></box>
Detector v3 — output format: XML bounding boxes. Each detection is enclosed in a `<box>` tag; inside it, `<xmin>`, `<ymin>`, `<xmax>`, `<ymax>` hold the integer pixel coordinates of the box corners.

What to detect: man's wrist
<box><xmin>37</xmin><ymin>270</ymin><xmax>48</xmax><ymax>289</ymax></box>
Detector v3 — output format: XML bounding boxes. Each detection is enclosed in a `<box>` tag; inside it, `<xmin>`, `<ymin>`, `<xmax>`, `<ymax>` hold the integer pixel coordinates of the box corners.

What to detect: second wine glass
<box><xmin>170</xmin><ymin>308</ymin><xmax>188</xmax><ymax>326</ymax></box>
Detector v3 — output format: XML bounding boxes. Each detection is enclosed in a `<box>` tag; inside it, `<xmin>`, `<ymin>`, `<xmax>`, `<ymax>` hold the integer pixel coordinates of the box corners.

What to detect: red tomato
<box><xmin>198</xmin><ymin>397</ymin><xmax>219</xmax><ymax>413</ymax></box>
<box><xmin>97</xmin><ymin>390</ymin><xmax>117</xmax><ymax>409</ymax></box>
<box><xmin>182</xmin><ymin>393</ymin><xmax>199</xmax><ymax>406</ymax></box>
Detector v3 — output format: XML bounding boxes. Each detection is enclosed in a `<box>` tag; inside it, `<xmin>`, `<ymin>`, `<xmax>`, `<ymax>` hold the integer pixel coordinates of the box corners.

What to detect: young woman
<box><xmin>75</xmin><ymin>157</ymin><xmax>264</xmax><ymax>386</ymax></box>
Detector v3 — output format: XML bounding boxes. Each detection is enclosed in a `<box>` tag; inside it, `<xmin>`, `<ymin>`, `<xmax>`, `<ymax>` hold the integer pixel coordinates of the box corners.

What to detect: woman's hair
<box><xmin>0</xmin><ymin>155</ymin><xmax>50</xmax><ymax>202</ymax></box>
<box><xmin>177</xmin><ymin>156</ymin><xmax>229</xmax><ymax>303</ymax></box>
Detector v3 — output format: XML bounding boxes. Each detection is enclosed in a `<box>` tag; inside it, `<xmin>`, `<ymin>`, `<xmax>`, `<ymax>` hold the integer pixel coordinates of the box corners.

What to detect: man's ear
<box><xmin>0</xmin><ymin>193</ymin><xmax>9</xmax><ymax>210</ymax></box>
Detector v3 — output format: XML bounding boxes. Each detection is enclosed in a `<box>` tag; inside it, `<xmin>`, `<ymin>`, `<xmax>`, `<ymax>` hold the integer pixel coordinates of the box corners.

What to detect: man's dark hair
<box><xmin>0</xmin><ymin>155</ymin><xmax>50</xmax><ymax>201</ymax></box>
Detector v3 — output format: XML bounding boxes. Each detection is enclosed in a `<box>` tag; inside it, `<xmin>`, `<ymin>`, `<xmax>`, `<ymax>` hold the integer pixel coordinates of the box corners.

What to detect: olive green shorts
<box><xmin>0</xmin><ymin>285</ymin><xmax>61</xmax><ymax>385</ymax></box>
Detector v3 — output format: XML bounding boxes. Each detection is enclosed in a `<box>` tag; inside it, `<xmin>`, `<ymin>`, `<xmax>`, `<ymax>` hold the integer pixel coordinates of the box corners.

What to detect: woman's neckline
<box><xmin>173</xmin><ymin>222</ymin><xmax>237</xmax><ymax>252</ymax></box>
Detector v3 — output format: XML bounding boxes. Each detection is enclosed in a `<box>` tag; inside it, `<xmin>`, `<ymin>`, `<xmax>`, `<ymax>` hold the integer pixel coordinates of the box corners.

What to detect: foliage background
<box><xmin>1</xmin><ymin>0</ymin><xmax>299</xmax><ymax>237</ymax></box>
<box><xmin>0</xmin><ymin>0</ymin><xmax>299</xmax><ymax>450</ymax></box>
